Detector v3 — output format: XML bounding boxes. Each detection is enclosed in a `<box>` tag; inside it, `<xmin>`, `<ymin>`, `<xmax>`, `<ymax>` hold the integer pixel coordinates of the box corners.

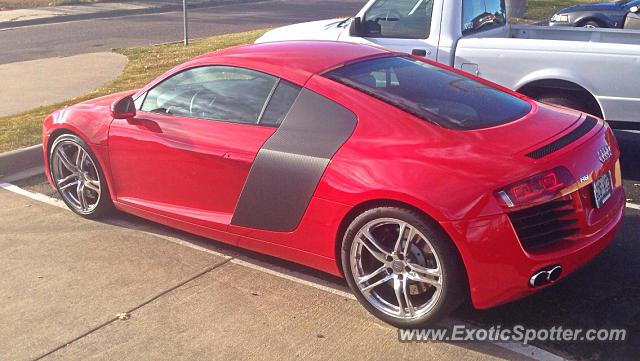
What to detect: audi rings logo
<box><xmin>597</xmin><ymin>144</ymin><xmax>612</xmax><ymax>164</ymax></box>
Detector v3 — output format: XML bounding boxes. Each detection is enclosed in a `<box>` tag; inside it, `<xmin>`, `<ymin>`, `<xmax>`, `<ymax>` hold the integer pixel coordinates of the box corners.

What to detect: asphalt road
<box><xmin>0</xmin><ymin>0</ymin><xmax>365</xmax><ymax>65</ymax></box>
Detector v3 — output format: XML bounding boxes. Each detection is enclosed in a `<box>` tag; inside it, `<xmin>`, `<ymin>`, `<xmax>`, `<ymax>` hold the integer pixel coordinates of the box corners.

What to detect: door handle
<box><xmin>411</xmin><ymin>49</ymin><xmax>430</xmax><ymax>57</ymax></box>
<box><xmin>127</xmin><ymin>117</ymin><xmax>163</xmax><ymax>133</ymax></box>
<box><xmin>460</xmin><ymin>63</ymin><xmax>480</xmax><ymax>76</ymax></box>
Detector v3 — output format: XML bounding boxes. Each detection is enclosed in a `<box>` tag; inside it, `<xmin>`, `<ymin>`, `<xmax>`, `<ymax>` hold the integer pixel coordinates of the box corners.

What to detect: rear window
<box><xmin>324</xmin><ymin>56</ymin><xmax>531</xmax><ymax>130</ymax></box>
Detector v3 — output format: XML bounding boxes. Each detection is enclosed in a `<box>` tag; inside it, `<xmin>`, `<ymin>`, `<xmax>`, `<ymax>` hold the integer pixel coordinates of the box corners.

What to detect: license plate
<box><xmin>593</xmin><ymin>171</ymin><xmax>613</xmax><ymax>208</ymax></box>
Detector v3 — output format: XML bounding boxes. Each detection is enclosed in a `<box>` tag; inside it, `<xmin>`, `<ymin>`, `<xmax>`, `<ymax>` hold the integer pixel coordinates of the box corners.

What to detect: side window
<box><xmin>140</xmin><ymin>66</ymin><xmax>278</xmax><ymax>125</ymax></box>
<box><xmin>462</xmin><ymin>0</ymin><xmax>506</xmax><ymax>36</ymax></box>
<box><xmin>259</xmin><ymin>80</ymin><xmax>301</xmax><ymax>126</ymax></box>
<box><xmin>362</xmin><ymin>0</ymin><xmax>433</xmax><ymax>39</ymax></box>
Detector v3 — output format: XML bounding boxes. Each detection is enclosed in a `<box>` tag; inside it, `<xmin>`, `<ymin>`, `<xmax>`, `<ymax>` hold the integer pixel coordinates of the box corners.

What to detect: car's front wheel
<box><xmin>341</xmin><ymin>207</ymin><xmax>467</xmax><ymax>328</ymax></box>
<box><xmin>49</xmin><ymin>133</ymin><xmax>113</xmax><ymax>218</ymax></box>
<box><xmin>582</xmin><ymin>20</ymin><xmax>603</xmax><ymax>28</ymax></box>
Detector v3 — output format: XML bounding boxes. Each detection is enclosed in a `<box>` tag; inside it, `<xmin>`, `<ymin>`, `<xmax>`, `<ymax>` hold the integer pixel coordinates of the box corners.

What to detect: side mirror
<box><xmin>349</xmin><ymin>17</ymin><xmax>363</xmax><ymax>36</ymax></box>
<box><xmin>111</xmin><ymin>95</ymin><xmax>136</xmax><ymax>119</ymax></box>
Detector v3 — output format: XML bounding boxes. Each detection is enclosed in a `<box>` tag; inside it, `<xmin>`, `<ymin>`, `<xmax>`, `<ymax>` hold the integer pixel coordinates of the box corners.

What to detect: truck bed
<box><xmin>510</xmin><ymin>25</ymin><xmax>640</xmax><ymax>45</ymax></box>
<box><xmin>455</xmin><ymin>27</ymin><xmax>640</xmax><ymax>123</ymax></box>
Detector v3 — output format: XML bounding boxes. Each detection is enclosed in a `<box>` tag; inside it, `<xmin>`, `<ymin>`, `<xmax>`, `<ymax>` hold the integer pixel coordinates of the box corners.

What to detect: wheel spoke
<box><xmin>393</xmin><ymin>222</ymin><xmax>407</xmax><ymax>255</ymax></box>
<box><xmin>402</xmin><ymin>277</ymin><xmax>415</xmax><ymax>317</ymax></box>
<box><xmin>402</xmin><ymin>227</ymin><xmax>416</xmax><ymax>258</ymax></box>
<box><xmin>76</xmin><ymin>183</ymin><xmax>87</xmax><ymax>211</ymax></box>
<box><xmin>359</xmin><ymin>230</ymin><xmax>390</xmax><ymax>264</ymax></box>
<box><xmin>407</xmin><ymin>263</ymin><xmax>441</xmax><ymax>287</ymax></box>
<box><xmin>56</xmin><ymin>148</ymin><xmax>77</xmax><ymax>172</ymax></box>
<box><xmin>59</xmin><ymin>180</ymin><xmax>80</xmax><ymax>191</ymax></box>
<box><xmin>56</xmin><ymin>173</ymin><xmax>78</xmax><ymax>187</ymax></box>
<box><xmin>357</xmin><ymin>266</ymin><xmax>387</xmax><ymax>286</ymax></box>
<box><xmin>85</xmin><ymin>179</ymin><xmax>100</xmax><ymax>193</ymax></box>
<box><xmin>361</xmin><ymin>273</ymin><xmax>393</xmax><ymax>293</ymax></box>
<box><xmin>393</xmin><ymin>276</ymin><xmax>405</xmax><ymax>317</ymax></box>
<box><xmin>75</xmin><ymin>145</ymin><xmax>83</xmax><ymax>168</ymax></box>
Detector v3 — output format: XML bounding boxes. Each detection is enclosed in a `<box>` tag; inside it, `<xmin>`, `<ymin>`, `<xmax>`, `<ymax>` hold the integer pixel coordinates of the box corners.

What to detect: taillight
<box><xmin>495</xmin><ymin>167</ymin><xmax>575</xmax><ymax>208</ymax></box>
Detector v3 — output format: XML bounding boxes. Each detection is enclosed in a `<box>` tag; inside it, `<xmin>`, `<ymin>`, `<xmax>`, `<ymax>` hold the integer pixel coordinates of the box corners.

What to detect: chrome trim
<box><xmin>529</xmin><ymin>265</ymin><xmax>563</xmax><ymax>287</ymax></box>
<box><xmin>498</xmin><ymin>190</ymin><xmax>514</xmax><ymax>207</ymax></box>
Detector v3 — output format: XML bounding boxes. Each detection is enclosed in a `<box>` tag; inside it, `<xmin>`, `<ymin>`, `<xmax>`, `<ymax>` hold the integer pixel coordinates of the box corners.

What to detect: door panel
<box><xmin>108</xmin><ymin>112</ymin><xmax>275</xmax><ymax>231</ymax></box>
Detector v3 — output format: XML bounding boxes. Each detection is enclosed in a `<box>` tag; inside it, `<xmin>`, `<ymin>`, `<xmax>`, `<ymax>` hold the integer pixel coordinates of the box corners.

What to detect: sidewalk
<box><xmin>0</xmin><ymin>52</ymin><xmax>128</xmax><ymax>117</ymax></box>
<box><xmin>0</xmin><ymin>189</ymin><xmax>529</xmax><ymax>360</ymax></box>
<box><xmin>0</xmin><ymin>0</ymin><xmax>257</xmax><ymax>29</ymax></box>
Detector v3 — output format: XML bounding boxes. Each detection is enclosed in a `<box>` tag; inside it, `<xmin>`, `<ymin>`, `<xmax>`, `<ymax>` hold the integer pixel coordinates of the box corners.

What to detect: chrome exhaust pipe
<box><xmin>529</xmin><ymin>265</ymin><xmax>562</xmax><ymax>288</ymax></box>
<box><xmin>548</xmin><ymin>265</ymin><xmax>562</xmax><ymax>282</ymax></box>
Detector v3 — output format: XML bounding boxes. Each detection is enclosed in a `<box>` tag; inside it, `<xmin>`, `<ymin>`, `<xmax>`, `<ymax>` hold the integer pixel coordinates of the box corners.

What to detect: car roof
<box><xmin>183</xmin><ymin>41</ymin><xmax>392</xmax><ymax>85</ymax></box>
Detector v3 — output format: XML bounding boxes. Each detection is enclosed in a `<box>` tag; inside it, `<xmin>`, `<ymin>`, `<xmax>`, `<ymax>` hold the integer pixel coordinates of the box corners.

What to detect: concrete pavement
<box><xmin>0</xmin><ymin>189</ymin><xmax>530</xmax><ymax>360</ymax></box>
<box><xmin>0</xmin><ymin>52</ymin><xmax>127</xmax><ymax>116</ymax></box>
<box><xmin>0</xmin><ymin>189</ymin><xmax>225</xmax><ymax>360</ymax></box>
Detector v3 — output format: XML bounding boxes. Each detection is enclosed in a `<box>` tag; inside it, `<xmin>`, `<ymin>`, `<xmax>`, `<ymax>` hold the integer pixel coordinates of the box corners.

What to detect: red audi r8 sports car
<box><xmin>43</xmin><ymin>41</ymin><xmax>624</xmax><ymax>327</ymax></box>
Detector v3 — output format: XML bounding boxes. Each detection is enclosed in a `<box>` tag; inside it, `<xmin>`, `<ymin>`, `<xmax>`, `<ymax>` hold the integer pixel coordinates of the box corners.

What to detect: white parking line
<box><xmin>0</xmin><ymin>182</ymin><xmax>66</xmax><ymax>208</ymax></box>
<box><xmin>627</xmin><ymin>202</ymin><xmax>640</xmax><ymax>210</ymax></box>
<box><xmin>0</xmin><ymin>181</ymin><xmax>571</xmax><ymax>361</ymax></box>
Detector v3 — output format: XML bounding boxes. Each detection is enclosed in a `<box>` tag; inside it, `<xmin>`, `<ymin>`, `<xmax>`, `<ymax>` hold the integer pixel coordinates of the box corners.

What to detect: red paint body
<box><xmin>43</xmin><ymin>41</ymin><xmax>624</xmax><ymax>309</ymax></box>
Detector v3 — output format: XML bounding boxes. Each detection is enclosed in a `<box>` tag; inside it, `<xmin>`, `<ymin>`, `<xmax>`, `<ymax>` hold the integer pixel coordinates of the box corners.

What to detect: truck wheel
<box><xmin>531</xmin><ymin>92</ymin><xmax>601</xmax><ymax>117</ymax></box>
<box><xmin>341</xmin><ymin>206</ymin><xmax>467</xmax><ymax>328</ymax></box>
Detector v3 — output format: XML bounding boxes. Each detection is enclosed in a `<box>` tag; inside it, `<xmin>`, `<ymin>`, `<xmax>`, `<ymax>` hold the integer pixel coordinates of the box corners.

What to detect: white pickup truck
<box><xmin>256</xmin><ymin>0</ymin><xmax>640</xmax><ymax>129</ymax></box>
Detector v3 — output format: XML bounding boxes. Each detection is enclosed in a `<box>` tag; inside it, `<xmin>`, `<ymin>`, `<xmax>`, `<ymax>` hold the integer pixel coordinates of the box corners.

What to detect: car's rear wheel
<box><xmin>341</xmin><ymin>207</ymin><xmax>467</xmax><ymax>328</ymax></box>
<box><xmin>49</xmin><ymin>133</ymin><xmax>112</xmax><ymax>218</ymax></box>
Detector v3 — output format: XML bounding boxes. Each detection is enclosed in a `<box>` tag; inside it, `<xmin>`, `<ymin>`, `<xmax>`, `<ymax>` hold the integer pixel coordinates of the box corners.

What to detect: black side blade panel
<box><xmin>231</xmin><ymin>88</ymin><xmax>357</xmax><ymax>232</ymax></box>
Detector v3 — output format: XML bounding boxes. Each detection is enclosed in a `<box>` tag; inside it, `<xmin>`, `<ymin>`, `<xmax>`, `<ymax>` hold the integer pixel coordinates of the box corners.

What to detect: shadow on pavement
<box><xmin>456</xmin><ymin>208</ymin><xmax>640</xmax><ymax>360</ymax></box>
<box><xmin>616</xmin><ymin>130</ymin><xmax>640</xmax><ymax>182</ymax></box>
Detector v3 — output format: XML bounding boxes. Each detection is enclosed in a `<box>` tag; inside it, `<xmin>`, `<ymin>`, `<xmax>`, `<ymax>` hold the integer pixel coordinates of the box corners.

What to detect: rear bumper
<box><xmin>443</xmin><ymin>187</ymin><xmax>624</xmax><ymax>309</ymax></box>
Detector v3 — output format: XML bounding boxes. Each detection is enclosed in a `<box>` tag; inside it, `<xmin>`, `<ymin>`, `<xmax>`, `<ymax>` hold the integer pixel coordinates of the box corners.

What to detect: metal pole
<box><xmin>183</xmin><ymin>0</ymin><xmax>189</xmax><ymax>46</ymax></box>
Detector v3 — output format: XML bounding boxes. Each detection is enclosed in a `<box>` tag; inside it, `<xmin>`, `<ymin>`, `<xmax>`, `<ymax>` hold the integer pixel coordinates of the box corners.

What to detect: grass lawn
<box><xmin>0</xmin><ymin>29</ymin><xmax>266</xmax><ymax>152</ymax></box>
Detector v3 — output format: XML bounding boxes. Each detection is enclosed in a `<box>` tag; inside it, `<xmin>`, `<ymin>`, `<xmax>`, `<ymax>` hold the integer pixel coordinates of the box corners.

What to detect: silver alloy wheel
<box><xmin>350</xmin><ymin>218</ymin><xmax>443</xmax><ymax>320</ymax></box>
<box><xmin>51</xmin><ymin>140</ymin><xmax>101</xmax><ymax>214</ymax></box>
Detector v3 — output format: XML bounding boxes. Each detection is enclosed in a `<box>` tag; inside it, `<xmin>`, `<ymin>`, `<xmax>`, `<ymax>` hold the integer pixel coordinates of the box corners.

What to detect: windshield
<box><xmin>324</xmin><ymin>56</ymin><xmax>532</xmax><ymax>130</ymax></box>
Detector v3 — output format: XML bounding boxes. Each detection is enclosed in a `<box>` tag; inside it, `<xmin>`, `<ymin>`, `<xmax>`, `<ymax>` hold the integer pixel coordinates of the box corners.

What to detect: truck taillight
<box><xmin>495</xmin><ymin>167</ymin><xmax>575</xmax><ymax>208</ymax></box>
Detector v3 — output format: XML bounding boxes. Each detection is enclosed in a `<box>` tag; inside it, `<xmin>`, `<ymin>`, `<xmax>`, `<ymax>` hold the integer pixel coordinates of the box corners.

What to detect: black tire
<box><xmin>531</xmin><ymin>92</ymin><xmax>601</xmax><ymax>118</ymax></box>
<box><xmin>49</xmin><ymin>133</ymin><xmax>113</xmax><ymax>219</ymax></box>
<box><xmin>341</xmin><ymin>206</ymin><xmax>467</xmax><ymax>328</ymax></box>
<box><xmin>582</xmin><ymin>20</ymin><xmax>603</xmax><ymax>28</ymax></box>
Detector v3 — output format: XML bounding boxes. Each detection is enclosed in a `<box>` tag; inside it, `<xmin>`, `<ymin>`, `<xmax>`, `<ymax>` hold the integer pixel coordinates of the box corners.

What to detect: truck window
<box><xmin>462</xmin><ymin>0</ymin><xmax>506</xmax><ymax>35</ymax></box>
<box><xmin>324</xmin><ymin>55</ymin><xmax>532</xmax><ymax>130</ymax></box>
<box><xmin>362</xmin><ymin>0</ymin><xmax>433</xmax><ymax>39</ymax></box>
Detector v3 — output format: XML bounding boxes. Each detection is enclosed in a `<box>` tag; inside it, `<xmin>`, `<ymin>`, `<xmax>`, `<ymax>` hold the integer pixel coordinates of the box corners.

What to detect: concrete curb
<box><xmin>0</xmin><ymin>0</ymin><xmax>263</xmax><ymax>30</ymax></box>
<box><xmin>0</xmin><ymin>144</ymin><xmax>44</xmax><ymax>180</ymax></box>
